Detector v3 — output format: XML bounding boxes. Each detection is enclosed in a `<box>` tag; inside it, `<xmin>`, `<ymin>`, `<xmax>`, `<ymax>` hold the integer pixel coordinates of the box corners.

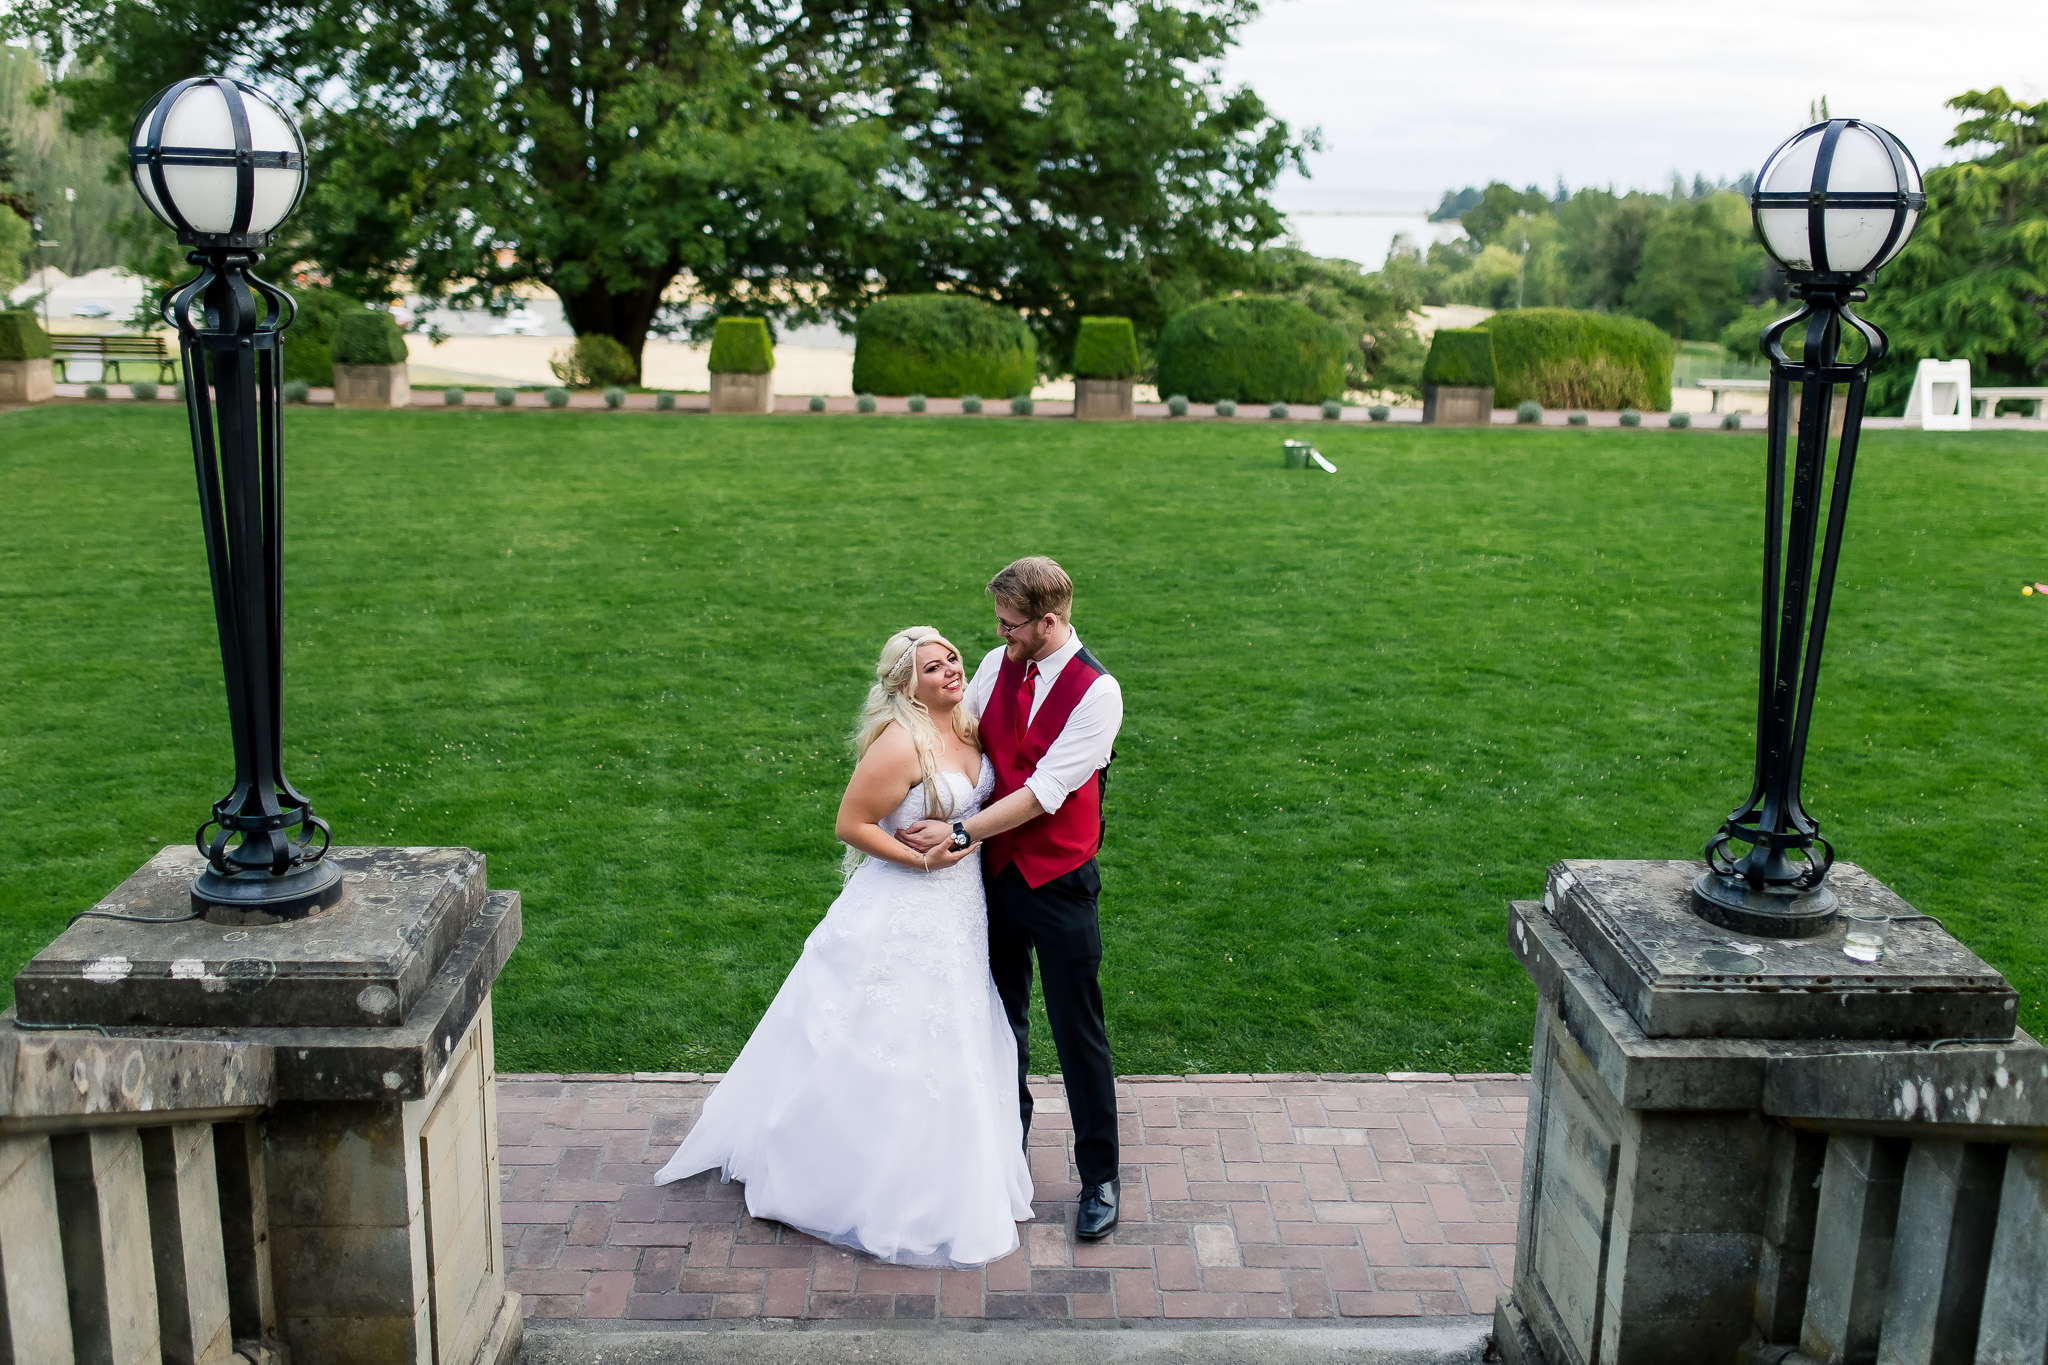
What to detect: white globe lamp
<box><xmin>128</xmin><ymin>77</ymin><xmax>307</xmax><ymax>245</ymax></box>
<box><xmin>1750</xmin><ymin>119</ymin><xmax>1923</xmax><ymax>283</ymax></box>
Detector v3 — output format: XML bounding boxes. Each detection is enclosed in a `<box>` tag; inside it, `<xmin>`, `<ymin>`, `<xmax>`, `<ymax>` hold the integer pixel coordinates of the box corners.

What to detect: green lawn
<box><xmin>3</xmin><ymin>406</ymin><xmax>2045</xmax><ymax>1074</ymax></box>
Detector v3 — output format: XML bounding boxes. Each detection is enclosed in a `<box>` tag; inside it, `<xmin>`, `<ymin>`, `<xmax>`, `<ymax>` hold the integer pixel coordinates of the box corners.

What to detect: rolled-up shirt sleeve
<box><xmin>1023</xmin><ymin>674</ymin><xmax>1123</xmax><ymax>814</ymax></box>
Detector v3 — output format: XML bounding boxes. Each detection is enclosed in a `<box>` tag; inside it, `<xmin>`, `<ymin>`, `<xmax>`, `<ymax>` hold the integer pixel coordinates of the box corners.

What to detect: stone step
<box><xmin>523</xmin><ymin>1319</ymin><xmax>1492</xmax><ymax>1364</ymax></box>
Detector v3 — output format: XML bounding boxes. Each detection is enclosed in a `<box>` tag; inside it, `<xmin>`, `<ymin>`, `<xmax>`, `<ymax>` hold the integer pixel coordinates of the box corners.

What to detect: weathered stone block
<box><xmin>1878</xmin><ymin>1140</ymin><xmax>2004</xmax><ymax>1364</ymax></box>
<box><xmin>52</xmin><ymin>1128</ymin><xmax>161</xmax><ymax>1365</ymax></box>
<box><xmin>709</xmin><ymin>370</ymin><xmax>773</xmax><ymax>414</ymax></box>
<box><xmin>1074</xmin><ymin>378</ymin><xmax>1135</xmax><ymax>421</ymax></box>
<box><xmin>141</xmin><ymin>1122</ymin><xmax>236</xmax><ymax>1364</ymax></box>
<box><xmin>332</xmin><ymin>363</ymin><xmax>409</xmax><ymax>408</ymax></box>
<box><xmin>1977</xmin><ymin>1144</ymin><xmax>2048</xmax><ymax>1364</ymax></box>
<box><xmin>1423</xmin><ymin>383</ymin><xmax>1492</xmax><ymax>425</ymax></box>
<box><xmin>16</xmin><ymin>846</ymin><xmax>489</xmax><ymax>1029</ymax></box>
<box><xmin>0</xmin><ymin>357</ymin><xmax>54</xmax><ymax>404</ymax></box>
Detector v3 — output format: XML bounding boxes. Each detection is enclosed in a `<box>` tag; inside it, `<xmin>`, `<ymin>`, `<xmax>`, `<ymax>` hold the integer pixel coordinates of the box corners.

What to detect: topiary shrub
<box><xmin>1215</xmin><ymin>399</ymin><xmax>1237</xmax><ymax>417</ymax></box>
<box><xmin>807</xmin><ymin>395</ymin><xmax>826</xmax><ymax>412</ymax></box>
<box><xmin>1516</xmin><ymin>400</ymin><xmax>1543</xmax><ymax>424</ymax></box>
<box><xmin>0</xmin><ymin>310</ymin><xmax>54</xmax><ymax>360</ymax></box>
<box><xmin>604</xmin><ymin>386</ymin><xmax>627</xmax><ymax>409</ymax></box>
<box><xmin>283</xmin><ymin>379</ymin><xmax>311</xmax><ymax>403</ymax></box>
<box><xmin>852</xmin><ymin>295</ymin><xmax>1036</xmax><ymax>398</ymax></box>
<box><xmin>856</xmin><ymin>393</ymin><xmax>877</xmax><ymax>413</ymax></box>
<box><xmin>84</xmin><ymin>383</ymin><xmax>108</xmax><ymax>399</ymax></box>
<box><xmin>130</xmin><ymin>380</ymin><xmax>159</xmax><ymax>401</ymax></box>
<box><xmin>544</xmin><ymin>386</ymin><xmax>571</xmax><ymax>408</ymax></box>
<box><xmin>1166</xmin><ymin>394</ymin><xmax>1189</xmax><ymax>417</ymax></box>
<box><xmin>707</xmin><ymin>317</ymin><xmax>774</xmax><ymax>374</ymax></box>
<box><xmin>657</xmin><ymin>392</ymin><xmax>677</xmax><ymax>411</ymax></box>
<box><xmin>1667</xmin><ymin>410</ymin><xmax>1691</xmax><ymax>429</ymax></box>
<box><xmin>1071</xmin><ymin>316</ymin><xmax>1140</xmax><ymax>380</ymax></box>
<box><xmin>1422</xmin><ymin>329</ymin><xmax>1497</xmax><ymax>388</ymax></box>
<box><xmin>1721</xmin><ymin>411</ymin><xmax>1743</xmax><ymax>430</ymax></box>
<box><xmin>1368</xmin><ymin>404</ymin><xmax>1390</xmax><ymax>422</ymax></box>
<box><xmin>907</xmin><ymin>394</ymin><xmax>927</xmax><ymax>413</ymax></box>
<box><xmin>1154</xmin><ymin>297</ymin><xmax>1347</xmax><ymax>404</ymax></box>
<box><xmin>1268</xmin><ymin>402</ymin><xmax>1289</xmax><ymax>420</ymax></box>
<box><xmin>282</xmin><ymin>288</ymin><xmax>353</xmax><ymax>386</ymax></box>
<box><xmin>331</xmin><ymin>309</ymin><xmax>409</xmax><ymax>366</ymax></box>
<box><xmin>1479</xmin><ymin>308</ymin><xmax>1673</xmax><ymax>411</ymax></box>
<box><xmin>961</xmin><ymin>395</ymin><xmax>983</xmax><ymax>414</ymax></box>
<box><xmin>1568</xmin><ymin>411</ymin><xmax>1590</xmax><ymax>426</ymax></box>
<box><xmin>1619</xmin><ymin>408</ymin><xmax>1642</xmax><ymax>427</ymax></box>
<box><xmin>495</xmin><ymin>387</ymin><xmax>517</xmax><ymax>407</ymax></box>
<box><xmin>551</xmin><ymin>334</ymin><xmax>634</xmax><ymax>389</ymax></box>
<box><xmin>1321</xmin><ymin>399</ymin><xmax>1342</xmax><ymax>421</ymax></box>
<box><xmin>444</xmin><ymin>386</ymin><xmax>466</xmax><ymax>406</ymax></box>
<box><xmin>1010</xmin><ymin>395</ymin><xmax>1034</xmax><ymax>416</ymax></box>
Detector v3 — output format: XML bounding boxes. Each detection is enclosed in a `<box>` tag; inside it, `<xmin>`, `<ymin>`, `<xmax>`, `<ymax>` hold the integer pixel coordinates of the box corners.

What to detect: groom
<box><xmin>900</xmin><ymin>556</ymin><xmax>1125</xmax><ymax>1239</ymax></box>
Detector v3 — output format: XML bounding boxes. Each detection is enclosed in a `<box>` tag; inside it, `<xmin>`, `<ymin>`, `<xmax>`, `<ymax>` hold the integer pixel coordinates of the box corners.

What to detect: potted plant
<box><xmin>1421</xmin><ymin>328</ymin><xmax>1495</xmax><ymax>426</ymax></box>
<box><xmin>330</xmin><ymin>310</ymin><xmax>412</xmax><ymax>408</ymax></box>
<box><xmin>0</xmin><ymin>311</ymin><xmax>55</xmax><ymax>404</ymax></box>
<box><xmin>1071</xmin><ymin>316</ymin><xmax>1139</xmax><ymax>421</ymax></box>
<box><xmin>708</xmin><ymin>317</ymin><xmax>774</xmax><ymax>414</ymax></box>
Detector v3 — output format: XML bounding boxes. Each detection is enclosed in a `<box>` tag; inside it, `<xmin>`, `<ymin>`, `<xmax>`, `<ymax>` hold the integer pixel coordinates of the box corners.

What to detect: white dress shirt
<box><xmin>965</xmin><ymin>630</ymin><xmax>1123</xmax><ymax>816</ymax></box>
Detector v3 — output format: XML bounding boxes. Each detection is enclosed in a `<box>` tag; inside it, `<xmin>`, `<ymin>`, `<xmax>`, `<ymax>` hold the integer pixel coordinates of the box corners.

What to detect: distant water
<box><xmin>1274</xmin><ymin>186</ymin><xmax>1468</xmax><ymax>270</ymax></box>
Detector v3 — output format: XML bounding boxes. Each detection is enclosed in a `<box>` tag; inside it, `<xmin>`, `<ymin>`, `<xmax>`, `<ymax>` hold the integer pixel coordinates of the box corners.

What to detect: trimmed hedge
<box><xmin>707</xmin><ymin>317</ymin><xmax>774</xmax><ymax>374</ymax></box>
<box><xmin>852</xmin><ymin>295</ymin><xmax>1036</xmax><ymax>398</ymax></box>
<box><xmin>331</xmin><ymin>310</ymin><xmax>410</xmax><ymax>366</ymax></box>
<box><xmin>0</xmin><ymin>310</ymin><xmax>53</xmax><ymax>361</ymax></box>
<box><xmin>1153</xmin><ymin>297</ymin><xmax>1348</xmax><ymax>404</ymax></box>
<box><xmin>551</xmin><ymin>334</ymin><xmax>635</xmax><ymax>389</ymax></box>
<box><xmin>1422</xmin><ymin>329</ymin><xmax>1496</xmax><ymax>388</ymax></box>
<box><xmin>1071</xmin><ymin>316</ymin><xmax>1139</xmax><ymax>380</ymax></box>
<box><xmin>283</xmin><ymin>288</ymin><xmax>355</xmax><ymax>386</ymax></box>
<box><xmin>1479</xmin><ymin>308</ymin><xmax>1673</xmax><ymax>411</ymax></box>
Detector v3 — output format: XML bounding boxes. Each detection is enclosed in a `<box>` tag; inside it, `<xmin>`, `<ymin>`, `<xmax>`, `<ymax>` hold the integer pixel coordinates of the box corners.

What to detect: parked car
<box><xmin>71</xmin><ymin>301</ymin><xmax>113</xmax><ymax>318</ymax></box>
<box><xmin>490</xmin><ymin>309</ymin><xmax>545</xmax><ymax>336</ymax></box>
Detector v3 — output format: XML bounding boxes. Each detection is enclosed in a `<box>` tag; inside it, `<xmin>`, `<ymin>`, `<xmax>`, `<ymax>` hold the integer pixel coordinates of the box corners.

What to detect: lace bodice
<box><xmin>876</xmin><ymin>762</ymin><xmax>995</xmax><ymax>839</ymax></box>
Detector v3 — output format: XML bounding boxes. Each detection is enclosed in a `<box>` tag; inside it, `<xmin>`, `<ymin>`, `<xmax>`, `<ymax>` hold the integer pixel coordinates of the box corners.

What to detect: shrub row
<box><xmin>852</xmin><ymin>295</ymin><xmax>1036</xmax><ymax>398</ymax></box>
<box><xmin>1480</xmin><ymin>308</ymin><xmax>1672</xmax><ymax>411</ymax></box>
<box><xmin>1153</xmin><ymin>297</ymin><xmax>1347</xmax><ymax>404</ymax></box>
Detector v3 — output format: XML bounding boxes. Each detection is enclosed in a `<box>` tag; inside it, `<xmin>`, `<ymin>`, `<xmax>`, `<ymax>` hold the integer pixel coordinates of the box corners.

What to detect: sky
<box><xmin>1224</xmin><ymin>0</ymin><xmax>2048</xmax><ymax>214</ymax></box>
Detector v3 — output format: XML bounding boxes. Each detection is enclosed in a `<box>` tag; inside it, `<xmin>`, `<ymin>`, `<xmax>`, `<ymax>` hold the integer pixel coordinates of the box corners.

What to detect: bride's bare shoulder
<box><xmin>858</xmin><ymin>721</ymin><xmax>919</xmax><ymax>769</ymax></box>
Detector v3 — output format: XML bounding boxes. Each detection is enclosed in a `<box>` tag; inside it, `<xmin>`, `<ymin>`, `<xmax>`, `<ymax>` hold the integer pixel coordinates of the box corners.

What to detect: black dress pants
<box><xmin>986</xmin><ymin>857</ymin><xmax>1119</xmax><ymax>1188</ymax></box>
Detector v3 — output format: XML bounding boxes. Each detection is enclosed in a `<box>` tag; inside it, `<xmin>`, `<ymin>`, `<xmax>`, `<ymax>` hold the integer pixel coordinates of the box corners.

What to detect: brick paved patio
<box><xmin>497</xmin><ymin>1072</ymin><xmax>1527</xmax><ymax>1326</ymax></box>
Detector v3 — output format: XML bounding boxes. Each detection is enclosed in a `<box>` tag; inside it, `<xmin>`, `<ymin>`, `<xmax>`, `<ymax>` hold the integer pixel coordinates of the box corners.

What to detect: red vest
<box><xmin>981</xmin><ymin>647</ymin><xmax>1110</xmax><ymax>888</ymax></box>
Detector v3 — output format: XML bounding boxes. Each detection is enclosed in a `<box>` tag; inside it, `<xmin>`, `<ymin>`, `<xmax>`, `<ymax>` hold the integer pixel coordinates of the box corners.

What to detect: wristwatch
<box><xmin>950</xmin><ymin>822</ymin><xmax>971</xmax><ymax>851</ymax></box>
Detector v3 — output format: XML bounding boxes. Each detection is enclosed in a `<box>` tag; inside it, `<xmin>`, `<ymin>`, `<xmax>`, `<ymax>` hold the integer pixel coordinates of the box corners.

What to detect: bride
<box><xmin>655</xmin><ymin>626</ymin><xmax>1034</xmax><ymax>1267</ymax></box>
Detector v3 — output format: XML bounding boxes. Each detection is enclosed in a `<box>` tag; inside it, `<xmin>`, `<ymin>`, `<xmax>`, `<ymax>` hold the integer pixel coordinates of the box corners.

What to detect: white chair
<box><xmin>1902</xmin><ymin>358</ymin><xmax>1971</xmax><ymax>431</ymax></box>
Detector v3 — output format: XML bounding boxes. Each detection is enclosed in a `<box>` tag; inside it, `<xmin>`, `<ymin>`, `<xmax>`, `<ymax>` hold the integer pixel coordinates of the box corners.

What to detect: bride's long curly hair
<box><xmin>843</xmin><ymin>626</ymin><xmax>978</xmax><ymax>876</ymax></box>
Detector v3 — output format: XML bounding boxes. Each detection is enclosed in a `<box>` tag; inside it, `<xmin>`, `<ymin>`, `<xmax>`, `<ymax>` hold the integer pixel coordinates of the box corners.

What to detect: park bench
<box><xmin>51</xmin><ymin>332</ymin><xmax>179</xmax><ymax>385</ymax></box>
<box><xmin>1972</xmin><ymin>386</ymin><xmax>2048</xmax><ymax>419</ymax></box>
<box><xmin>1695</xmin><ymin>377</ymin><xmax>1768</xmax><ymax>412</ymax></box>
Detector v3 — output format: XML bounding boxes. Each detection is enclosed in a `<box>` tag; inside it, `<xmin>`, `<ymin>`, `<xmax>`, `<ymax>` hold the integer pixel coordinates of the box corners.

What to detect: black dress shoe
<box><xmin>1076</xmin><ymin>1178</ymin><xmax>1120</xmax><ymax>1240</ymax></box>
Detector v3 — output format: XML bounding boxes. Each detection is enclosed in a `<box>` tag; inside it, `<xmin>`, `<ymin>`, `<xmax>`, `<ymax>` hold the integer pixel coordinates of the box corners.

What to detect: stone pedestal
<box><xmin>1493</xmin><ymin>859</ymin><xmax>2047</xmax><ymax>1365</ymax></box>
<box><xmin>710</xmin><ymin>370</ymin><xmax>773</xmax><ymax>414</ymax></box>
<box><xmin>333</xmin><ymin>363</ymin><xmax>411</xmax><ymax>409</ymax></box>
<box><xmin>1424</xmin><ymin>383</ymin><xmax>1492</xmax><ymax>425</ymax></box>
<box><xmin>5</xmin><ymin>846</ymin><xmax>522</xmax><ymax>1365</ymax></box>
<box><xmin>1074</xmin><ymin>378</ymin><xmax>1135</xmax><ymax>421</ymax></box>
<box><xmin>0</xmin><ymin>357</ymin><xmax>54</xmax><ymax>404</ymax></box>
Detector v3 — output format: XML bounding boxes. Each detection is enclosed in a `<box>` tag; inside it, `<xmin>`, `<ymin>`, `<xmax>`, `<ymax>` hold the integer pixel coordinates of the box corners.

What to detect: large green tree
<box><xmin>1864</xmin><ymin>88</ymin><xmax>2048</xmax><ymax>413</ymax></box>
<box><xmin>9</xmin><ymin>0</ymin><xmax>1302</xmax><ymax>378</ymax></box>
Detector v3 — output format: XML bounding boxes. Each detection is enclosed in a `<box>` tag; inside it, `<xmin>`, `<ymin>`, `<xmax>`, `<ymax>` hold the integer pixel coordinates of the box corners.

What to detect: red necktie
<box><xmin>1016</xmin><ymin>662</ymin><xmax>1039</xmax><ymax>741</ymax></box>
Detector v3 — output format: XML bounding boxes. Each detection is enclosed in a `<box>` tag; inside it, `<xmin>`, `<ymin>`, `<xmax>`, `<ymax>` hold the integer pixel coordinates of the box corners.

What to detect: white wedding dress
<box><xmin>655</xmin><ymin>761</ymin><xmax>1034</xmax><ymax>1267</ymax></box>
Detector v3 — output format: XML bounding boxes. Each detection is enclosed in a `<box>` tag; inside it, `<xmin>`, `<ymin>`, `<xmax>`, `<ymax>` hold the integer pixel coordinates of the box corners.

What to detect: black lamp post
<box><xmin>1693</xmin><ymin>118</ymin><xmax>1924</xmax><ymax>938</ymax></box>
<box><xmin>129</xmin><ymin>76</ymin><xmax>342</xmax><ymax>920</ymax></box>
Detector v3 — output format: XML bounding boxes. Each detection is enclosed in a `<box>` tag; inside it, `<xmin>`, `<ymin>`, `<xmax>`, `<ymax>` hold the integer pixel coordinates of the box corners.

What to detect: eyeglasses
<box><xmin>996</xmin><ymin>615</ymin><xmax>1037</xmax><ymax>636</ymax></box>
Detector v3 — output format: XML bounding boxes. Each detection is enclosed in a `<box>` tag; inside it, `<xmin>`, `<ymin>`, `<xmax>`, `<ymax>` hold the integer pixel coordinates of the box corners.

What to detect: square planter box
<box><xmin>333</xmin><ymin>362</ymin><xmax>411</xmax><ymax>409</ymax></box>
<box><xmin>710</xmin><ymin>370</ymin><xmax>774</xmax><ymax>414</ymax></box>
<box><xmin>0</xmin><ymin>358</ymin><xmax>54</xmax><ymax>404</ymax></box>
<box><xmin>1423</xmin><ymin>383</ymin><xmax>1492</xmax><ymax>426</ymax></box>
<box><xmin>1074</xmin><ymin>377</ymin><xmax>1135</xmax><ymax>421</ymax></box>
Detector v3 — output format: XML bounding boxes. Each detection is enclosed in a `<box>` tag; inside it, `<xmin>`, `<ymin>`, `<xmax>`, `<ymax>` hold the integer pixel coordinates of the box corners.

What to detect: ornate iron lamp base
<box><xmin>192</xmin><ymin>856</ymin><xmax>345</xmax><ymax>924</ymax></box>
<box><xmin>1691</xmin><ymin>869</ymin><xmax>1839</xmax><ymax>939</ymax></box>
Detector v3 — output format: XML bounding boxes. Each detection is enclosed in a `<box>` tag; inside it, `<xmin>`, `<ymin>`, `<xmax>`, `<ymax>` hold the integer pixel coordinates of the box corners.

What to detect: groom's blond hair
<box><xmin>988</xmin><ymin>556</ymin><xmax>1073</xmax><ymax>622</ymax></box>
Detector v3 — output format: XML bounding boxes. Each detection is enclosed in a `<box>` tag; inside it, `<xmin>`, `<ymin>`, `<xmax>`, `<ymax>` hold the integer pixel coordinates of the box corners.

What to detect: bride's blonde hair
<box><xmin>844</xmin><ymin>627</ymin><xmax>978</xmax><ymax>876</ymax></box>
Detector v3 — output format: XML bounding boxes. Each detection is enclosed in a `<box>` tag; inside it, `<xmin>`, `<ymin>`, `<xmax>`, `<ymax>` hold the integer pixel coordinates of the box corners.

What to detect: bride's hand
<box><xmin>896</xmin><ymin>819</ymin><xmax>954</xmax><ymax>854</ymax></box>
<box><xmin>921</xmin><ymin>839</ymin><xmax>980</xmax><ymax>871</ymax></box>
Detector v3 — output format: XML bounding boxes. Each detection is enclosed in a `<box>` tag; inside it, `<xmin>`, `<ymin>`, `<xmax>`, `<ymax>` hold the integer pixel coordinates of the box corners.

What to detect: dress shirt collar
<box><xmin>1030</xmin><ymin>627</ymin><xmax>1084</xmax><ymax>684</ymax></box>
